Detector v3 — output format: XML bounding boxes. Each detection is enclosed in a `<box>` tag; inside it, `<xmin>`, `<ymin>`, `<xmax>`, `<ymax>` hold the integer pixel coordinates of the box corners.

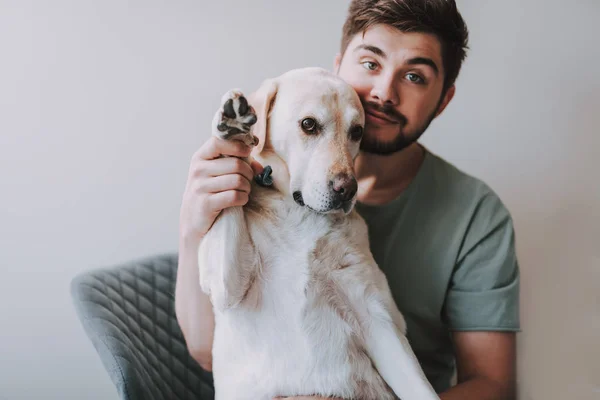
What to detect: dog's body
<box><xmin>198</xmin><ymin>68</ymin><xmax>439</xmax><ymax>400</ymax></box>
<box><xmin>207</xmin><ymin>187</ymin><xmax>396</xmax><ymax>399</ymax></box>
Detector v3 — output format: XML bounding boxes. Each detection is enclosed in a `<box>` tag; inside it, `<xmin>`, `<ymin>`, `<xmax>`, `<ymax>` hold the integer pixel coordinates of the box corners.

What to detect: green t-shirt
<box><xmin>355</xmin><ymin>148</ymin><xmax>520</xmax><ymax>393</ymax></box>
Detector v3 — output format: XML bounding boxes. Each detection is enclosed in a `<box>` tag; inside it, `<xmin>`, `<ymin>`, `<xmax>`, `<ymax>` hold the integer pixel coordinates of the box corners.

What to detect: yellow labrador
<box><xmin>198</xmin><ymin>67</ymin><xmax>439</xmax><ymax>400</ymax></box>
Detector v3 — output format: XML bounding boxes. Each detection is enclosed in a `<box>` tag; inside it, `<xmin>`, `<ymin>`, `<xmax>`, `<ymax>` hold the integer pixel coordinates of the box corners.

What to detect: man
<box><xmin>176</xmin><ymin>0</ymin><xmax>520</xmax><ymax>399</ymax></box>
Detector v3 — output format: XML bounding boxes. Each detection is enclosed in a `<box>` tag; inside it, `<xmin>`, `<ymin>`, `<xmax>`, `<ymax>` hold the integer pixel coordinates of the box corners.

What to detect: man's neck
<box><xmin>355</xmin><ymin>142</ymin><xmax>425</xmax><ymax>206</ymax></box>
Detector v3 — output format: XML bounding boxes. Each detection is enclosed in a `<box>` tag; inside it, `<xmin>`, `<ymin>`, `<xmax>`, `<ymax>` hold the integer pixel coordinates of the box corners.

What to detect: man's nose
<box><xmin>370</xmin><ymin>74</ymin><xmax>399</xmax><ymax>105</ymax></box>
<box><xmin>330</xmin><ymin>173</ymin><xmax>358</xmax><ymax>204</ymax></box>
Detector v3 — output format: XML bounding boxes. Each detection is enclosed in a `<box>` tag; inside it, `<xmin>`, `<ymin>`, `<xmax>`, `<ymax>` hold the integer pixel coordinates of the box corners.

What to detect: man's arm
<box><xmin>175</xmin><ymin>136</ymin><xmax>259</xmax><ymax>371</ymax></box>
<box><xmin>439</xmin><ymin>332</ymin><xmax>517</xmax><ymax>400</ymax></box>
<box><xmin>439</xmin><ymin>190</ymin><xmax>520</xmax><ymax>399</ymax></box>
<box><xmin>175</xmin><ymin>234</ymin><xmax>215</xmax><ymax>371</ymax></box>
<box><xmin>277</xmin><ymin>332</ymin><xmax>515</xmax><ymax>400</ymax></box>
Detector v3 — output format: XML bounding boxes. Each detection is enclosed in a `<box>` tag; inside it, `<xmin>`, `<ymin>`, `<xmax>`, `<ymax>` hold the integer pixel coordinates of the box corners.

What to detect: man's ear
<box><xmin>434</xmin><ymin>85</ymin><xmax>456</xmax><ymax>118</ymax></box>
<box><xmin>247</xmin><ymin>78</ymin><xmax>278</xmax><ymax>155</ymax></box>
<box><xmin>333</xmin><ymin>53</ymin><xmax>342</xmax><ymax>74</ymax></box>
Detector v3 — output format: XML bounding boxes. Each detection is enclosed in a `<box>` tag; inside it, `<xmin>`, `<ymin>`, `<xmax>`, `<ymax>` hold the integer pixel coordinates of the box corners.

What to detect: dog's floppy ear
<box><xmin>248</xmin><ymin>78</ymin><xmax>278</xmax><ymax>155</ymax></box>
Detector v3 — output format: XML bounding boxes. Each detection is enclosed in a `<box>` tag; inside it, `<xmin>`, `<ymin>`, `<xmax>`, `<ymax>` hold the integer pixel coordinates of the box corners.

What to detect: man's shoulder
<box><xmin>424</xmin><ymin>152</ymin><xmax>521</xmax><ymax>333</ymax></box>
<box><xmin>426</xmin><ymin>149</ymin><xmax>494</xmax><ymax>198</ymax></box>
<box><xmin>423</xmin><ymin>149</ymin><xmax>512</xmax><ymax>221</ymax></box>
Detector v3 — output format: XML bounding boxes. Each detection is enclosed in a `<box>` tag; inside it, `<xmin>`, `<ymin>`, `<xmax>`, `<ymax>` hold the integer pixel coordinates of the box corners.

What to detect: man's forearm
<box><xmin>174</xmin><ymin>233</ymin><xmax>215</xmax><ymax>369</ymax></box>
<box><xmin>439</xmin><ymin>377</ymin><xmax>514</xmax><ymax>400</ymax></box>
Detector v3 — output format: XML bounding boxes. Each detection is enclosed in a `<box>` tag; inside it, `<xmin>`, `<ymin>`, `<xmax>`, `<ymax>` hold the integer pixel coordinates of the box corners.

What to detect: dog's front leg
<box><xmin>198</xmin><ymin>90</ymin><xmax>259</xmax><ymax>312</ymax></box>
<box><xmin>361</xmin><ymin>271</ymin><xmax>440</xmax><ymax>400</ymax></box>
<box><xmin>363</xmin><ymin>301</ymin><xmax>439</xmax><ymax>399</ymax></box>
<box><xmin>339</xmin><ymin>260</ymin><xmax>439</xmax><ymax>400</ymax></box>
<box><xmin>198</xmin><ymin>207</ymin><xmax>257</xmax><ymax>311</ymax></box>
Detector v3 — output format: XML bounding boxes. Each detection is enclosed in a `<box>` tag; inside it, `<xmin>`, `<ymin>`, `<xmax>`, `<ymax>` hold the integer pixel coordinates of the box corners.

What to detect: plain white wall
<box><xmin>0</xmin><ymin>1</ymin><xmax>598</xmax><ymax>399</ymax></box>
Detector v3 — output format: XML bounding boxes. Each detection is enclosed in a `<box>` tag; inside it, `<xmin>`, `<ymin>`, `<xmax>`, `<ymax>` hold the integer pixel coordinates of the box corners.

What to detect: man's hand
<box><xmin>179</xmin><ymin>136</ymin><xmax>262</xmax><ymax>245</ymax></box>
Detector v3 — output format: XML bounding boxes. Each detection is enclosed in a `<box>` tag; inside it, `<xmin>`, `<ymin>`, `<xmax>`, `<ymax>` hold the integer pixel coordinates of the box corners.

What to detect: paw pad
<box><xmin>214</xmin><ymin>90</ymin><xmax>258</xmax><ymax>145</ymax></box>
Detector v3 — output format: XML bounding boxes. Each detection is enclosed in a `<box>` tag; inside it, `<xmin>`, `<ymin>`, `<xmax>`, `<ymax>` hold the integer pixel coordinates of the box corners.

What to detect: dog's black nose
<box><xmin>331</xmin><ymin>173</ymin><xmax>358</xmax><ymax>204</ymax></box>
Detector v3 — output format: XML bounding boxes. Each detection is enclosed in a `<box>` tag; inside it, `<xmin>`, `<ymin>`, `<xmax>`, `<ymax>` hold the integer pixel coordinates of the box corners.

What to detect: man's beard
<box><xmin>360</xmin><ymin>101</ymin><xmax>438</xmax><ymax>156</ymax></box>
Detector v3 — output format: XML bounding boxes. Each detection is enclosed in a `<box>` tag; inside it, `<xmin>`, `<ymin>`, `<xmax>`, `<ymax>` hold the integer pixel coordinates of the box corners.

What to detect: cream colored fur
<box><xmin>198</xmin><ymin>67</ymin><xmax>439</xmax><ymax>400</ymax></box>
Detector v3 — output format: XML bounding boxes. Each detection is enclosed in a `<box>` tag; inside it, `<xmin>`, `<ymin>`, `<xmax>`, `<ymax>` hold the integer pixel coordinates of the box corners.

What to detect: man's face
<box><xmin>335</xmin><ymin>24</ymin><xmax>454</xmax><ymax>155</ymax></box>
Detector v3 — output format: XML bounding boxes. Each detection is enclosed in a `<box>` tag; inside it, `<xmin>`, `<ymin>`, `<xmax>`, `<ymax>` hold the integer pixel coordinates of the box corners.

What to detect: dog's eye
<box><xmin>350</xmin><ymin>125</ymin><xmax>363</xmax><ymax>141</ymax></box>
<box><xmin>301</xmin><ymin>118</ymin><xmax>317</xmax><ymax>133</ymax></box>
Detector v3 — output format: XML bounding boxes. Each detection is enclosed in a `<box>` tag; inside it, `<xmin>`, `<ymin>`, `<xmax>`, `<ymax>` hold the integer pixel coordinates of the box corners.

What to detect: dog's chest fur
<box><xmin>210</xmin><ymin>187</ymin><xmax>395</xmax><ymax>400</ymax></box>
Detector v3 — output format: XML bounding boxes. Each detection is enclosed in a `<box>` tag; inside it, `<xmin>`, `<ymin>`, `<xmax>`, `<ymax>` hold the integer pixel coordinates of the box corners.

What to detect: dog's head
<box><xmin>249</xmin><ymin>67</ymin><xmax>365</xmax><ymax>215</ymax></box>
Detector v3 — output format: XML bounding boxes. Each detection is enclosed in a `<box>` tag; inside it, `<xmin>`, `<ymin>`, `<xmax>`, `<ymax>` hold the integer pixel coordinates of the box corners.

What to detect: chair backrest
<box><xmin>71</xmin><ymin>253</ymin><xmax>214</xmax><ymax>400</ymax></box>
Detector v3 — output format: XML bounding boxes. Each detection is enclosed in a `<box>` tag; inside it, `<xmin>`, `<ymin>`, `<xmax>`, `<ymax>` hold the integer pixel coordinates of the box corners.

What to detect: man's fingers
<box><xmin>206</xmin><ymin>190</ymin><xmax>249</xmax><ymax>212</ymax></box>
<box><xmin>199</xmin><ymin>174</ymin><xmax>252</xmax><ymax>194</ymax></box>
<box><xmin>196</xmin><ymin>136</ymin><xmax>252</xmax><ymax>160</ymax></box>
<box><xmin>250</xmin><ymin>158</ymin><xmax>264</xmax><ymax>175</ymax></box>
<box><xmin>198</xmin><ymin>157</ymin><xmax>255</xmax><ymax>183</ymax></box>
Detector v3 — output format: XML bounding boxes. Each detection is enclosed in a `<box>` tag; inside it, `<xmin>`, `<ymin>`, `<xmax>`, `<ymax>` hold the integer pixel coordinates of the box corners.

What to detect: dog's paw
<box><xmin>213</xmin><ymin>90</ymin><xmax>258</xmax><ymax>147</ymax></box>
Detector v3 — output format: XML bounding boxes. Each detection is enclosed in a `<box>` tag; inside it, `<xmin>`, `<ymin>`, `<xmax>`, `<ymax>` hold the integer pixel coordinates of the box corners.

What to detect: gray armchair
<box><xmin>71</xmin><ymin>253</ymin><xmax>214</xmax><ymax>400</ymax></box>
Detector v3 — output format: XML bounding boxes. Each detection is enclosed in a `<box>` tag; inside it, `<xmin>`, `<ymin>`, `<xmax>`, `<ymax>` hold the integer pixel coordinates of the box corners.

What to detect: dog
<box><xmin>198</xmin><ymin>67</ymin><xmax>439</xmax><ymax>400</ymax></box>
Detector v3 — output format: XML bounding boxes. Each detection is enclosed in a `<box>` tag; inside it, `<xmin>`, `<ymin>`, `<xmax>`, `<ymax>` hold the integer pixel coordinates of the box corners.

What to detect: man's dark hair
<box><xmin>341</xmin><ymin>0</ymin><xmax>469</xmax><ymax>93</ymax></box>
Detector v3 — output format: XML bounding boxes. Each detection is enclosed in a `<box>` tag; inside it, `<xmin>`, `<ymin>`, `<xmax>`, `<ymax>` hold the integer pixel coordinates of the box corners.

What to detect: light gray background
<box><xmin>1</xmin><ymin>1</ymin><xmax>598</xmax><ymax>399</ymax></box>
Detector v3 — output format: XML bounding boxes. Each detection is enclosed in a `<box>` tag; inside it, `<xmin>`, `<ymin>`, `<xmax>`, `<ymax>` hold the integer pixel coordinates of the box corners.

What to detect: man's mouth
<box><xmin>365</xmin><ymin>110</ymin><xmax>399</xmax><ymax>125</ymax></box>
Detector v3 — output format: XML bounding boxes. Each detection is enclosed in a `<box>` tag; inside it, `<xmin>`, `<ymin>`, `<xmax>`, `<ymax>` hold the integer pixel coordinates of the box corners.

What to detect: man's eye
<box><xmin>361</xmin><ymin>61</ymin><xmax>378</xmax><ymax>71</ymax></box>
<box><xmin>406</xmin><ymin>73</ymin><xmax>425</xmax><ymax>84</ymax></box>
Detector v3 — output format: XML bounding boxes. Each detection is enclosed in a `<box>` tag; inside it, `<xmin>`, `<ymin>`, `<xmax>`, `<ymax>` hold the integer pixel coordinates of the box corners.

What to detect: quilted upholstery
<box><xmin>71</xmin><ymin>253</ymin><xmax>215</xmax><ymax>400</ymax></box>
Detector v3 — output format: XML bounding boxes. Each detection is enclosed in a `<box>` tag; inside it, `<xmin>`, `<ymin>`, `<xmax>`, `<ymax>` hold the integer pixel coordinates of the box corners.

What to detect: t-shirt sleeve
<box><xmin>443</xmin><ymin>192</ymin><xmax>521</xmax><ymax>331</ymax></box>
